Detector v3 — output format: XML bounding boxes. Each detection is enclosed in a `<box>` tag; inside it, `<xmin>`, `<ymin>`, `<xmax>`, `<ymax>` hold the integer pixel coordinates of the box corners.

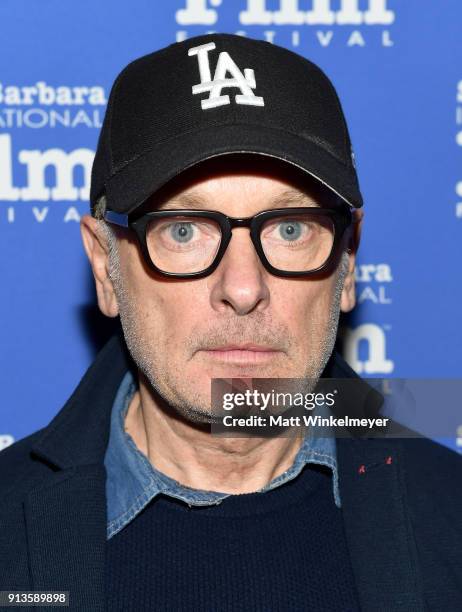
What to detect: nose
<box><xmin>208</xmin><ymin>228</ymin><xmax>270</xmax><ymax>316</ymax></box>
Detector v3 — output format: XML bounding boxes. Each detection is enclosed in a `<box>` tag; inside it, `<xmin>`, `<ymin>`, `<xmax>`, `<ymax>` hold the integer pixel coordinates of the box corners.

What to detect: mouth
<box><xmin>198</xmin><ymin>344</ymin><xmax>284</xmax><ymax>365</ymax></box>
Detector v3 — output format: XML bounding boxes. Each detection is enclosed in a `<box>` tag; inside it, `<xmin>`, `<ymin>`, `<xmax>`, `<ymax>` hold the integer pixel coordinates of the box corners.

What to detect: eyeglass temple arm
<box><xmin>103</xmin><ymin>211</ymin><xmax>129</xmax><ymax>228</ymax></box>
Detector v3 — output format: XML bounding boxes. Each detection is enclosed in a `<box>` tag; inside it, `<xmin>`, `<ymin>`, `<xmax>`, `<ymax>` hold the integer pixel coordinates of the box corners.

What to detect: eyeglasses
<box><xmin>104</xmin><ymin>207</ymin><xmax>352</xmax><ymax>279</ymax></box>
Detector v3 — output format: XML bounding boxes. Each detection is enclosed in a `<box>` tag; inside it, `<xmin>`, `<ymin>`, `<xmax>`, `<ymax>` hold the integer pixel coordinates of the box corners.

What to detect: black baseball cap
<box><xmin>90</xmin><ymin>33</ymin><xmax>363</xmax><ymax>216</ymax></box>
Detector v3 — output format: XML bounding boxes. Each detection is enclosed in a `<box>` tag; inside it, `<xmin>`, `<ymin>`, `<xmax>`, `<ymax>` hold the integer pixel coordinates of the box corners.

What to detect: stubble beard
<box><xmin>107</xmin><ymin>240</ymin><xmax>349</xmax><ymax>425</ymax></box>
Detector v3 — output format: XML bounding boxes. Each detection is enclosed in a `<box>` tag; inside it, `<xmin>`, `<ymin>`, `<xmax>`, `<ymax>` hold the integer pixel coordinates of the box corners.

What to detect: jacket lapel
<box><xmin>25</xmin><ymin>331</ymin><xmax>132</xmax><ymax>609</ymax></box>
<box><xmin>25</xmin><ymin>465</ymin><xmax>107</xmax><ymax>610</ymax></box>
<box><xmin>337</xmin><ymin>428</ymin><xmax>426</xmax><ymax>610</ymax></box>
<box><xmin>327</xmin><ymin>353</ymin><xmax>426</xmax><ymax>610</ymax></box>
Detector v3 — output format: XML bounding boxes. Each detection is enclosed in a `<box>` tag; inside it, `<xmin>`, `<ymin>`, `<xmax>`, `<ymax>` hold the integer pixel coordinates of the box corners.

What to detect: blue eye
<box><xmin>278</xmin><ymin>221</ymin><xmax>302</xmax><ymax>241</ymax></box>
<box><xmin>170</xmin><ymin>222</ymin><xmax>194</xmax><ymax>243</ymax></box>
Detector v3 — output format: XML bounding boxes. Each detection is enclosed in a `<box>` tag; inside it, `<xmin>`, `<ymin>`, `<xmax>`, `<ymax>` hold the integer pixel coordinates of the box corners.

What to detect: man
<box><xmin>1</xmin><ymin>34</ymin><xmax>461</xmax><ymax>611</ymax></box>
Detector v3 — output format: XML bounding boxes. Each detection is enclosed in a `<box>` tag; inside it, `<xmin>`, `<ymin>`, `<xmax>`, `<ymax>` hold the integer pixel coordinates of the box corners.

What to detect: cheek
<box><xmin>120</xmin><ymin>248</ymin><xmax>207</xmax><ymax>346</ymax></box>
<box><xmin>154</xmin><ymin>285</ymin><xmax>202</xmax><ymax>344</ymax></box>
<box><xmin>305</xmin><ymin>280</ymin><xmax>338</xmax><ymax>324</ymax></box>
<box><xmin>272</xmin><ymin>278</ymin><xmax>337</xmax><ymax>330</ymax></box>
<box><xmin>117</xmin><ymin>245</ymin><xmax>168</xmax><ymax>335</ymax></box>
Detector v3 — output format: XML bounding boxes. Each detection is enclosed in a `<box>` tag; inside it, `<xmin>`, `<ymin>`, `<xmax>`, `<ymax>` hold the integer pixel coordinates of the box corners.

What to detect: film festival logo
<box><xmin>176</xmin><ymin>0</ymin><xmax>396</xmax><ymax>49</ymax></box>
<box><xmin>0</xmin><ymin>82</ymin><xmax>107</xmax><ymax>225</ymax></box>
<box><xmin>456</xmin><ymin>79</ymin><xmax>462</xmax><ymax>219</ymax></box>
<box><xmin>0</xmin><ymin>434</ymin><xmax>14</xmax><ymax>452</ymax></box>
<box><xmin>336</xmin><ymin>262</ymin><xmax>394</xmax><ymax>375</ymax></box>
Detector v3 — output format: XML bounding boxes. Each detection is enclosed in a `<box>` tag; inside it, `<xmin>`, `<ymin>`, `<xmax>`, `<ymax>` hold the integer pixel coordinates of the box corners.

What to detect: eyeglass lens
<box><xmin>144</xmin><ymin>212</ymin><xmax>335</xmax><ymax>274</ymax></box>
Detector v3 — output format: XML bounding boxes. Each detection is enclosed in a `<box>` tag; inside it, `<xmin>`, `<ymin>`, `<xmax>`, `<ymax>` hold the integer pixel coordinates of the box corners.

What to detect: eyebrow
<box><xmin>156</xmin><ymin>188</ymin><xmax>321</xmax><ymax>211</ymax></box>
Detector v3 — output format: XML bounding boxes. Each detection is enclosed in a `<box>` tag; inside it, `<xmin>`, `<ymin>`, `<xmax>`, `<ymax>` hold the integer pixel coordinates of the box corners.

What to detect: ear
<box><xmin>80</xmin><ymin>214</ymin><xmax>119</xmax><ymax>318</ymax></box>
<box><xmin>340</xmin><ymin>208</ymin><xmax>363</xmax><ymax>313</ymax></box>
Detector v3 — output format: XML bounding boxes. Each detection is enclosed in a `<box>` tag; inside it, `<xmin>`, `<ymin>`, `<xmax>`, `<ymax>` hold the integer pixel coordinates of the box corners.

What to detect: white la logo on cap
<box><xmin>188</xmin><ymin>42</ymin><xmax>265</xmax><ymax>110</ymax></box>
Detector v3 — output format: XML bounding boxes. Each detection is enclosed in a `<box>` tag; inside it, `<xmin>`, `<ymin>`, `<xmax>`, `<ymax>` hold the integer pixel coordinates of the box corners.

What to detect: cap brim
<box><xmin>104</xmin><ymin>123</ymin><xmax>363</xmax><ymax>214</ymax></box>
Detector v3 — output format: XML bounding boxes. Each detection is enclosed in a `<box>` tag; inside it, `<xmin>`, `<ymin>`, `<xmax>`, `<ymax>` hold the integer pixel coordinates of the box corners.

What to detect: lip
<box><xmin>199</xmin><ymin>345</ymin><xmax>283</xmax><ymax>365</ymax></box>
<box><xmin>206</xmin><ymin>344</ymin><xmax>279</xmax><ymax>352</ymax></box>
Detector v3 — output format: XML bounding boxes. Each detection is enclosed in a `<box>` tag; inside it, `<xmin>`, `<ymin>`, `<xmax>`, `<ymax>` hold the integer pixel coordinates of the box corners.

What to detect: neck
<box><xmin>123</xmin><ymin>372</ymin><xmax>303</xmax><ymax>495</ymax></box>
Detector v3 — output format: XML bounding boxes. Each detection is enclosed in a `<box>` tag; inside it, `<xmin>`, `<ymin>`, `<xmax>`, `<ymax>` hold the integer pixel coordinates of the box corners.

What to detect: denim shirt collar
<box><xmin>104</xmin><ymin>370</ymin><xmax>341</xmax><ymax>539</ymax></box>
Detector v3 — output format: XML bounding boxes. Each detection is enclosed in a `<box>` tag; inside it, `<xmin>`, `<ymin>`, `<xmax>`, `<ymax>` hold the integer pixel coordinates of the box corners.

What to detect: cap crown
<box><xmin>91</xmin><ymin>33</ymin><xmax>362</xmax><ymax>213</ymax></box>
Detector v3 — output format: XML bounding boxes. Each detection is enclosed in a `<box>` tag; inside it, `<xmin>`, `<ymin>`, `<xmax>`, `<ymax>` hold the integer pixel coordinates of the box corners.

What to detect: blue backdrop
<box><xmin>1</xmin><ymin>0</ymin><xmax>461</xmax><ymax>452</ymax></box>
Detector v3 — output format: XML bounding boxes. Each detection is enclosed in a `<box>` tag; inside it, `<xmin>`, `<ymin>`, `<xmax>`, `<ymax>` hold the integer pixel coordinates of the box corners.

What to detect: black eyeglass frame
<box><xmin>104</xmin><ymin>206</ymin><xmax>353</xmax><ymax>279</ymax></box>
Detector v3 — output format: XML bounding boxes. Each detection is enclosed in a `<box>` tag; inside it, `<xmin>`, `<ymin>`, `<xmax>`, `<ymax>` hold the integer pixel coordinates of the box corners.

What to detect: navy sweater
<box><xmin>106</xmin><ymin>463</ymin><xmax>360</xmax><ymax>611</ymax></box>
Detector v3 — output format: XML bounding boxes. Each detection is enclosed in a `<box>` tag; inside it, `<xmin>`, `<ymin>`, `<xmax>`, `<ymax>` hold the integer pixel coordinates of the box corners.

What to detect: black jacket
<box><xmin>1</xmin><ymin>333</ymin><xmax>461</xmax><ymax>611</ymax></box>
